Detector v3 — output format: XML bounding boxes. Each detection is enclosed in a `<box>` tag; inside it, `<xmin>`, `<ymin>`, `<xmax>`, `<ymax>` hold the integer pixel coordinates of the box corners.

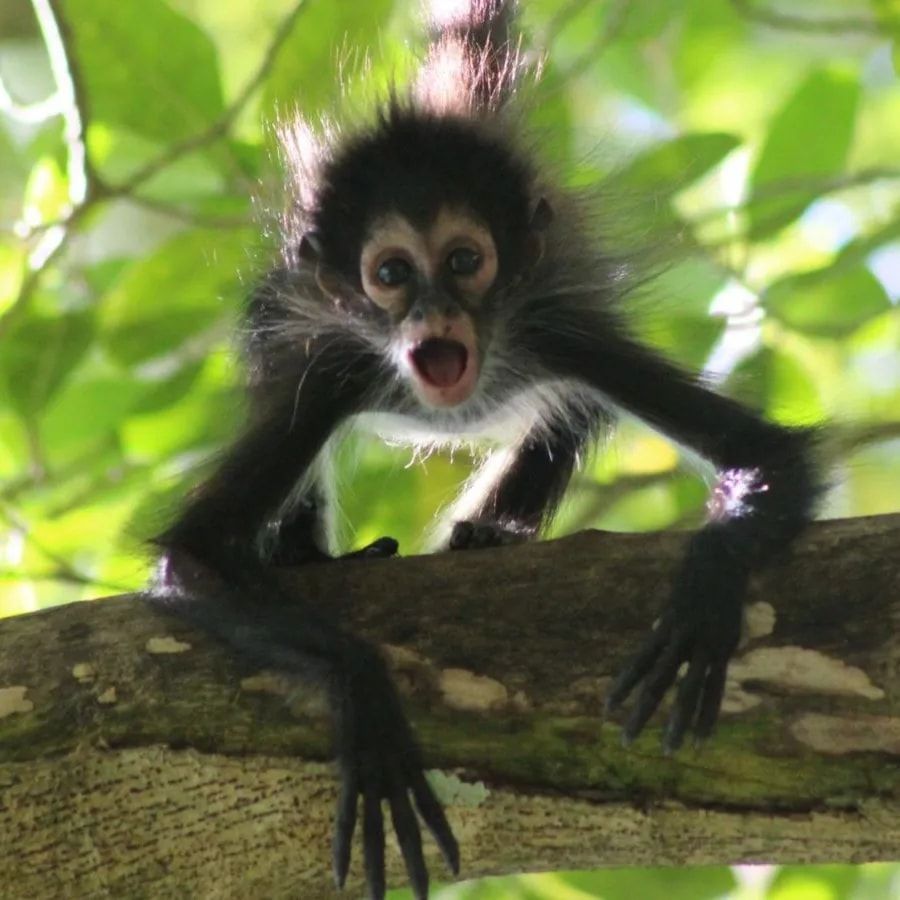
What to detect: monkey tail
<box><xmin>416</xmin><ymin>0</ymin><xmax>524</xmax><ymax>115</ymax></box>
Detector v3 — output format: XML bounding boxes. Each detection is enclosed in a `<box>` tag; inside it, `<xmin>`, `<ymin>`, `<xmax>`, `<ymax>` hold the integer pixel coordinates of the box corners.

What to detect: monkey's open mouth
<box><xmin>410</xmin><ymin>338</ymin><xmax>469</xmax><ymax>388</ymax></box>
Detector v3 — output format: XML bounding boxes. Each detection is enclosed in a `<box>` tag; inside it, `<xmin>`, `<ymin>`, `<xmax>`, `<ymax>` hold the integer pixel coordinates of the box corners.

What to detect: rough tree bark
<box><xmin>0</xmin><ymin>514</ymin><xmax>898</xmax><ymax>899</ymax></box>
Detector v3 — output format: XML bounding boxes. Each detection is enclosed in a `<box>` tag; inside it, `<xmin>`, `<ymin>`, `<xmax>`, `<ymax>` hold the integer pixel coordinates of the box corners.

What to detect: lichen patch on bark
<box><xmin>721</xmin><ymin>684</ymin><xmax>762</xmax><ymax>714</ymax></box>
<box><xmin>439</xmin><ymin>668</ymin><xmax>509</xmax><ymax>711</ymax></box>
<box><xmin>0</xmin><ymin>686</ymin><xmax>33</xmax><ymax>718</ymax></box>
<box><xmin>744</xmin><ymin>601</ymin><xmax>776</xmax><ymax>641</ymax></box>
<box><xmin>241</xmin><ymin>672</ymin><xmax>290</xmax><ymax>696</ymax></box>
<box><xmin>72</xmin><ymin>663</ymin><xmax>96</xmax><ymax>683</ymax></box>
<box><xmin>790</xmin><ymin>713</ymin><xmax>900</xmax><ymax>755</ymax></box>
<box><xmin>729</xmin><ymin>646</ymin><xmax>885</xmax><ymax>699</ymax></box>
<box><xmin>427</xmin><ymin>769</ymin><xmax>489</xmax><ymax>806</ymax></box>
<box><xmin>145</xmin><ymin>635</ymin><xmax>192</xmax><ymax>654</ymax></box>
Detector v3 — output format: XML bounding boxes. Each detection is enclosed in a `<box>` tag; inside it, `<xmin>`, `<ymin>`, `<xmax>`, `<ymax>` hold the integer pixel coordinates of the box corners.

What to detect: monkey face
<box><xmin>359</xmin><ymin>207</ymin><xmax>498</xmax><ymax>409</ymax></box>
<box><xmin>299</xmin><ymin>187</ymin><xmax>552</xmax><ymax>412</ymax></box>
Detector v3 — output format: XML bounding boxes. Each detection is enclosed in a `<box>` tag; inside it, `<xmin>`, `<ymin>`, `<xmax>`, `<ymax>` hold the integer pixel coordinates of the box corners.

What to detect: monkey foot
<box><xmin>340</xmin><ymin>536</ymin><xmax>399</xmax><ymax>560</ymax></box>
<box><xmin>449</xmin><ymin>520</ymin><xmax>527</xmax><ymax>550</ymax></box>
<box><xmin>271</xmin><ymin>536</ymin><xmax>398</xmax><ymax>567</ymax></box>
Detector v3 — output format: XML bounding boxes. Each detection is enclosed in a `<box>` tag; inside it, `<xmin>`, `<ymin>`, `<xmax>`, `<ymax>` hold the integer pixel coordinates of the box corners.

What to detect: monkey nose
<box><xmin>408</xmin><ymin>295</ymin><xmax>461</xmax><ymax>322</ymax></box>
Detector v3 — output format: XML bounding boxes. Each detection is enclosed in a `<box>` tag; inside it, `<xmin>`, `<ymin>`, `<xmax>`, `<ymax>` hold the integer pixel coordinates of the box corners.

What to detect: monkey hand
<box><xmin>605</xmin><ymin>537</ymin><xmax>745</xmax><ymax>753</ymax></box>
<box><xmin>340</xmin><ymin>536</ymin><xmax>400</xmax><ymax>561</ymax></box>
<box><xmin>449</xmin><ymin>520</ymin><xmax>528</xmax><ymax>550</ymax></box>
<box><xmin>334</xmin><ymin>643</ymin><xmax>459</xmax><ymax>900</ymax></box>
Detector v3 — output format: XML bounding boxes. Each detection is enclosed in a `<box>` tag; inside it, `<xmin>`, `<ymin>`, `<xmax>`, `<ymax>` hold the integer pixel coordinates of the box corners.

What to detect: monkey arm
<box><xmin>152</xmin><ymin>339</ymin><xmax>458</xmax><ymax>900</ymax></box>
<box><xmin>446</xmin><ymin>403</ymin><xmax>607</xmax><ymax>549</ymax></box>
<box><xmin>534</xmin><ymin>321</ymin><xmax>821</xmax><ymax>750</ymax></box>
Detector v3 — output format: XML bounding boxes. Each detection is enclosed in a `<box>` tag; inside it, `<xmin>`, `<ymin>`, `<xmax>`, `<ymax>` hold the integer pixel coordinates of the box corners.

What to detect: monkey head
<box><xmin>293</xmin><ymin>105</ymin><xmax>552</xmax><ymax>410</ymax></box>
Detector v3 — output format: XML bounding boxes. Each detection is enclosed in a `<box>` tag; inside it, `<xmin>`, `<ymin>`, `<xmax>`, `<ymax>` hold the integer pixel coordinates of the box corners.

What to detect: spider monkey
<box><xmin>150</xmin><ymin>1</ymin><xmax>821</xmax><ymax>897</ymax></box>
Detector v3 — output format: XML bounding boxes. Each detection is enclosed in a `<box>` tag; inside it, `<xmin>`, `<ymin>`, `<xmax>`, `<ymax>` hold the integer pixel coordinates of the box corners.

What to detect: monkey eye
<box><xmin>447</xmin><ymin>247</ymin><xmax>482</xmax><ymax>276</ymax></box>
<box><xmin>376</xmin><ymin>257</ymin><xmax>412</xmax><ymax>287</ymax></box>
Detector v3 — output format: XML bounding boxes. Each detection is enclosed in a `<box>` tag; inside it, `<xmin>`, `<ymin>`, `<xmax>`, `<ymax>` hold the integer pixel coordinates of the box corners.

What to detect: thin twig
<box><xmin>691</xmin><ymin>167</ymin><xmax>900</xmax><ymax>228</ymax></box>
<box><xmin>731</xmin><ymin>0</ymin><xmax>899</xmax><ymax>36</ymax></box>
<box><xmin>106</xmin><ymin>2</ymin><xmax>306</xmax><ymax>198</ymax></box>
<box><xmin>835</xmin><ymin>421</ymin><xmax>900</xmax><ymax>455</ymax></box>
<box><xmin>121</xmin><ymin>192</ymin><xmax>253</xmax><ymax>229</ymax></box>
<box><xmin>0</xmin><ymin>0</ymin><xmax>95</xmax><ymax>340</ymax></box>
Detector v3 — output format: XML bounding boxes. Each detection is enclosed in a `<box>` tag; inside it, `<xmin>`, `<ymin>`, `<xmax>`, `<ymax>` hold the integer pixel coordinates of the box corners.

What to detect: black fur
<box><xmin>314</xmin><ymin>105</ymin><xmax>534</xmax><ymax>284</ymax></box>
<box><xmin>150</xmin><ymin>2</ymin><xmax>822</xmax><ymax>897</ymax></box>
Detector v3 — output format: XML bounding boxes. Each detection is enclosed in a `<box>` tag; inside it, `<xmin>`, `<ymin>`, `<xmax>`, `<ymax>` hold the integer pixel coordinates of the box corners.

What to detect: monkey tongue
<box><xmin>411</xmin><ymin>338</ymin><xmax>468</xmax><ymax>388</ymax></box>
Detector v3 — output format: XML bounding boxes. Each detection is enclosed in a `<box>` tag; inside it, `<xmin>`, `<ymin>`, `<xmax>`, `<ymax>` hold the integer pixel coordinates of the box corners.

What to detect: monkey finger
<box><xmin>693</xmin><ymin>660</ymin><xmax>729</xmax><ymax>741</ymax></box>
<box><xmin>363</xmin><ymin>788</ymin><xmax>386</xmax><ymax>900</ymax></box>
<box><xmin>409</xmin><ymin>768</ymin><xmax>460</xmax><ymax>874</ymax></box>
<box><xmin>622</xmin><ymin>635</ymin><xmax>688</xmax><ymax>744</ymax></box>
<box><xmin>332</xmin><ymin>771</ymin><xmax>359</xmax><ymax>889</ymax></box>
<box><xmin>662</xmin><ymin>649</ymin><xmax>708</xmax><ymax>754</ymax></box>
<box><xmin>605</xmin><ymin>612</ymin><xmax>674</xmax><ymax>712</ymax></box>
<box><xmin>388</xmin><ymin>785</ymin><xmax>429</xmax><ymax>900</ymax></box>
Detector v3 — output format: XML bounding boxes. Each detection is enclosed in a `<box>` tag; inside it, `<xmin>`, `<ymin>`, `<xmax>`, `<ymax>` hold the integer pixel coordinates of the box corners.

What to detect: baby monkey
<box><xmin>152</xmin><ymin>1</ymin><xmax>821</xmax><ymax>898</ymax></box>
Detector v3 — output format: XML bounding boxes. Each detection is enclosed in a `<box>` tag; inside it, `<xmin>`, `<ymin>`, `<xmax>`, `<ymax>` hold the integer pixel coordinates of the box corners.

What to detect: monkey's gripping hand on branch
<box><xmin>600</xmin><ymin>430</ymin><xmax>819</xmax><ymax>752</ymax></box>
<box><xmin>604</xmin><ymin>525</ymin><xmax>748</xmax><ymax>753</ymax></box>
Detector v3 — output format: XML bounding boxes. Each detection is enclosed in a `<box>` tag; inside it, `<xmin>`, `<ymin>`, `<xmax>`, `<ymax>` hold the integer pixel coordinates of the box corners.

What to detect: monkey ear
<box><xmin>298</xmin><ymin>230</ymin><xmax>324</xmax><ymax>265</ymax></box>
<box><xmin>530</xmin><ymin>197</ymin><xmax>554</xmax><ymax>232</ymax></box>
<box><xmin>299</xmin><ymin>231</ymin><xmax>348</xmax><ymax>301</ymax></box>
<box><xmin>523</xmin><ymin>197</ymin><xmax>554</xmax><ymax>269</ymax></box>
<box><xmin>315</xmin><ymin>266</ymin><xmax>347</xmax><ymax>302</ymax></box>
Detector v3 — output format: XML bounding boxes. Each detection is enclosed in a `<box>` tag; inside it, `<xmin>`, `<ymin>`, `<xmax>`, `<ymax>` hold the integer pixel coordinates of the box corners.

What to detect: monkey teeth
<box><xmin>411</xmin><ymin>338</ymin><xmax>469</xmax><ymax>388</ymax></box>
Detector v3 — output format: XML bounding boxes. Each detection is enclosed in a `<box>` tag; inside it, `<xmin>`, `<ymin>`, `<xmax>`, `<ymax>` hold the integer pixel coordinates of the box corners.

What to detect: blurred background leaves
<box><xmin>1</xmin><ymin>1</ymin><xmax>898</xmax><ymax>896</ymax></box>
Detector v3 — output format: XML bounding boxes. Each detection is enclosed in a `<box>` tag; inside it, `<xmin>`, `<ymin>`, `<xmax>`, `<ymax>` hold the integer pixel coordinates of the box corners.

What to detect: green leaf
<box><xmin>42</xmin><ymin>374</ymin><xmax>145</xmax><ymax>461</ymax></box>
<box><xmin>614</xmin><ymin>132</ymin><xmax>741</xmax><ymax>195</ymax></box>
<box><xmin>614</xmin><ymin>0</ymin><xmax>675</xmax><ymax>41</ymax></box>
<box><xmin>262</xmin><ymin>0</ymin><xmax>395</xmax><ymax>118</ymax></box>
<box><xmin>727</xmin><ymin>347</ymin><xmax>823</xmax><ymax>425</ymax></box>
<box><xmin>0</xmin><ymin>310</ymin><xmax>95</xmax><ymax>417</ymax></box>
<box><xmin>0</xmin><ymin>242</ymin><xmax>25</xmax><ymax>317</ymax></box>
<box><xmin>88</xmin><ymin>125</ymin><xmax>228</xmax><ymax>198</ymax></box>
<box><xmin>606</xmin><ymin>133</ymin><xmax>739</xmax><ymax>235</ymax></box>
<box><xmin>748</xmin><ymin>68</ymin><xmax>860</xmax><ymax>240</ymax></box>
<box><xmin>636</xmin><ymin>257</ymin><xmax>728</xmax><ymax>367</ymax></box>
<box><xmin>764</xmin><ymin>264</ymin><xmax>891</xmax><ymax>337</ymax></box>
<box><xmin>122</xmin><ymin>383</ymin><xmax>238</xmax><ymax>462</ymax></box>
<box><xmin>61</xmin><ymin>0</ymin><xmax>224</xmax><ymax>142</ymax></box>
<box><xmin>0</xmin><ymin>120</ymin><xmax>28</xmax><ymax>219</ymax></box>
<box><xmin>131</xmin><ymin>364</ymin><xmax>204</xmax><ymax>414</ymax></box>
<box><xmin>99</xmin><ymin>228</ymin><xmax>254</xmax><ymax>365</ymax></box>
<box><xmin>769</xmin><ymin>864</ymin><xmax>858</xmax><ymax>900</ymax></box>
<box><xmin>562</xmin><ymin>866</ymin><xmax>736</xmax><ymax>900</ymax></box>
<box><xmin>528</xmin><ymin>64</ymin><xmax>576</xmax><ymax>166</ymax></box>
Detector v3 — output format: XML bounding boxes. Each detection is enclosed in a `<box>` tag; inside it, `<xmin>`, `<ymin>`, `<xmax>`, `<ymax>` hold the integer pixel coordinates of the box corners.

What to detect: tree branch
<box><xmin>1</xmin><ymin>514</ymin><xmax>898</xmax><ymax>897</ymax></box>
